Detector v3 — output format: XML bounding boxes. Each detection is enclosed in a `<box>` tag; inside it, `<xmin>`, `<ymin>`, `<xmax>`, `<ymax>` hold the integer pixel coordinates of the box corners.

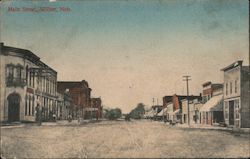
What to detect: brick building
<box><xmin>199</xmin><ymin>82</ymin><xmax>224</xmax><ymax>125</ymax></box>
<box><xmin>57</xmin><ymin>80</ymin><xmax>92</xmax><ymax>119</ymax></box>
<box><xmin>90</xmin><ymin>97</ymin><xmax>103</xmax><ymax>119</ymax></box>
<box><xmin>163</xmin><ymin>94</ymin><xmax>201</xmax><ymax>123</ymax></box>
<box><xmin>202</xmin><ymin>82</ymin><xmax>223</xmax><ymax>103</ymax></box>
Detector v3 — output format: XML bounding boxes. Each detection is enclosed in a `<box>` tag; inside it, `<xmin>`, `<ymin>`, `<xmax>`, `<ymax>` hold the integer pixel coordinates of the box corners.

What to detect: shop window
<box><xmin>224</xmin><ymin>101</ymin><xmax>229</xmax><ymax>119</ymax></box>
<box><xmin>235</xmin><ymin>99</ymin><xmax>240</xmax><ymax>119</ymax></box>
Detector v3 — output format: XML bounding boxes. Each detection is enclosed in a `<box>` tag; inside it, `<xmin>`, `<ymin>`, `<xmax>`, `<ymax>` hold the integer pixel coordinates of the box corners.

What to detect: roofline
<box><xmin>1</xmin><ymin>43</ymin><xmax>57</xmax><ymax>74</ymax></box>
<box><xmin>221</xmin><ymin>60</ymin><xmax>243</xmax><ymax>72</ymax></box>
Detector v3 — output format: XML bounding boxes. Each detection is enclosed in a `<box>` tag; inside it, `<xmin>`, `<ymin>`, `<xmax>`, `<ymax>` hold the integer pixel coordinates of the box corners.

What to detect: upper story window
<box><xmin>6</xmin><ymin>64</ymin><xmax>25</xmax><ymax>87</ymax></box>
<box><xmin>6</xmin><ymin>65</ymin><xmax>14</xmax><ymax>78</ymax></box>
<box><xmin>230</xmin><ymin>82</ymin><xmax>232</xmax><ymax>94</ymax></box>
<box><xmin>16</xmin><ymin>66</ymin><xmax>22</xmax><ymax>79</ymax></box>
<box><xmin>225</xmin><ymin>83</ymin><xmax>228</xmax><ymax>95</ymax></box>
<box><xmin>235</xmin><ymin>80</ymin><xmax>238</xmax><ymax>94</ymax></box>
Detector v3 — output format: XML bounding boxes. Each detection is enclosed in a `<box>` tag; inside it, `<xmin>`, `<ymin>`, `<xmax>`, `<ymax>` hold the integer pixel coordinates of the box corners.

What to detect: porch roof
<box><xmin>200</xmin><ymin>94</ymin><xmax>223</xmax><ymax>112</ymax></box>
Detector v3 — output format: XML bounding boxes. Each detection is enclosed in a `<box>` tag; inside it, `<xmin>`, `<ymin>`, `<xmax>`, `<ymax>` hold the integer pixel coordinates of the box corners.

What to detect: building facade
<box><xmin>90</xmin><ymin>97</ymin><xmax>103</xmax><ymax>119</ymax></box>
<box><xmin>200</xmin><ymin>82</ymin><xmax>224</xmax><ymax>125</ymax></box>
<box><xmin>181</xmin><ymin>98</ymin><xmax>202</xmax><ymax>124</ymax></box>
<box><xmin>202</xmin><ymin>82</ymin><xmax>223</xmax><ymax>103</ymax></box>
<box><xmin>0</xmin><ymin>43</ymin><xmax>59</xmax><ymax>122</ymax></box>
<box><xmin>57</xmin><ymin>80</ymin><xmax>92</xmax><ymax>119</ymax></box>
<box><xmin>221</xmin><ymin>61</ymin><xmax>250</xmax><ymax>128</ymax></box>
<box><xmin>163</xmin><ymin>94</ymin><xmax>201</xmax><ymax>123</ymax></box>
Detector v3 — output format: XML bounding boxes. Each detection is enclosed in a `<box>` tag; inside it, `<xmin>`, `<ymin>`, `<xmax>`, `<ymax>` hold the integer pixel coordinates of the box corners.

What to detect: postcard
<box><xmin>0</xmin><ymin>0</ymin><xmax>249</xmax><ymax>158</ymax></box>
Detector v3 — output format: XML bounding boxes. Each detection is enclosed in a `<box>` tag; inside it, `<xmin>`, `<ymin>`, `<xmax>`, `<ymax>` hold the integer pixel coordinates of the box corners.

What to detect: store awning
<box><xmin>200</xmin><ymin>94</ymin><xmax>223</xmax><ymax>112</ymax></box>
<box><xmin>173</xmin><ymin>109</ymin><xmax>180</xmax><ymax>114</ymax></box>
<box><xmin>168</xmin><ymin>109</ymin><xmax>180</xmax><ymax>116</ymax></box>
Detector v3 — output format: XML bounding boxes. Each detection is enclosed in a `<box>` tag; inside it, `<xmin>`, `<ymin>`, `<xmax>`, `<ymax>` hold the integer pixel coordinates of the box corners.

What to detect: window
<box><xmin>7</xmin><ymin>66</ymin><xmax>14</xmax><ymax>78</ymax></box>
<box><xmin>28</xmin><ymin>95</ymin><xmax>31</xmax><ymax>115</ymax></box>
<box><xmin>235</xmin><ymin>99</ymin><xmax>240</xmax><ymax>119</ymax></box>
<box><xmin>230</xmin><ymin>82</ymin><xmax>232</xmax><ymax>94</ymax></box>
<box><xmin>32</xmin><ymin>73</ymin><xmax>35</xmax><ymax>87</ymax></box>
<box><xmin>43</xmin><ymin>77</ymin><xmax>45</xmax><ymax>92</ymax></box>
<box><xmin>25</xmin><ymin>95</ymin><xmax>28</xmax><ymax>115</ymax></box>
<box><xmin>224</xmin><ymin>101</ymin><xmax>229</xmax><ymax>119</ymax></box>
<box><xmin>226</xmin><ymin>83</ymin><xmax>228</xmax><ymax>95</ymax></box>
<box><xmin>16</xmin><ymin>66</ymin><xmax>22</xmax><ymax>79</ymax></box>
<box><xmin>235</xmin><ymin>80</ymin><xmax>238</xmax><ymax>93</ymax></box>
<box><xmin>235</xmin><ymin>99</ymin><xmax>239</xmax><ymax>108</ymax></box>
<box><xmin>6</xmin><ymin>65</ymin><xmax>14</xmax><ymax>84</ymax></box>
<box><xmin>29</xmin><ymin>72</ymin><xmax>32</xmax><ymax>86</ymax></box>
<box><xmin>32</xmin><ymin>96</ymin><xmax>35</xmax><ymax>116</ymax></box>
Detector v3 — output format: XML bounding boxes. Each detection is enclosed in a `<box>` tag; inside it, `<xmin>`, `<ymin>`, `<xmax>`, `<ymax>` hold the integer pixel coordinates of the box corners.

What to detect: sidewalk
<box><xmin>1</xmin><ymin>119</ymin><xmax>104</xmax><ymax>128</ymax></box>
<box><xmin>164</xmin><ymin>122</ymin><xmax>250</xmax><ymax>134</ymax></box>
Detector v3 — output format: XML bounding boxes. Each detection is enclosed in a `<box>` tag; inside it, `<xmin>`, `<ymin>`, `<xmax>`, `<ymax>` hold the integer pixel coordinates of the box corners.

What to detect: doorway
<box><xmin>7</xmin><ymin>93</ymin><xmax>20</xmax><ymax>122</ymax></box>
<box><xmin>229</xmin><ymin>100</ymin><xmax>234</xmax><ymax>126</ymax></box>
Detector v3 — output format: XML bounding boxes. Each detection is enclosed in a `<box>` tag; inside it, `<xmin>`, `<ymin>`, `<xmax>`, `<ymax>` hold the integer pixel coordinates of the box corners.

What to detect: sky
<box><xmin>1</xmin><ymin>0</ymin><xmax>249</xmax><ymax>113</ymax></box>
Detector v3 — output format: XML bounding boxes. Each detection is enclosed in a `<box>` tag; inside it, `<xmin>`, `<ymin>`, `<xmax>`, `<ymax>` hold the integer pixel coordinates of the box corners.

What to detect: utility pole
<box><xmin>152</xmin><ymin>98</ymin><xmax>155</xmax><ymax>120</ymax></box>
<box><xmin>183</xmin><ymin>75</ymin><xmax>191</xmax><ymax>126</ymax></box>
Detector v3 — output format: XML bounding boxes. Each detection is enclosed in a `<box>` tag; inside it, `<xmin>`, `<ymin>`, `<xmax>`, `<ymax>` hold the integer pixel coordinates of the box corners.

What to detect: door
<box><xmin>8</xmin><ymin>93</ymin><xmax>20</xmax><ymax>122</ymax></box>
<box><xmin>229</xmin><ymin>100</ymin><xmax>234</xmax><ymax>125</ymax></box>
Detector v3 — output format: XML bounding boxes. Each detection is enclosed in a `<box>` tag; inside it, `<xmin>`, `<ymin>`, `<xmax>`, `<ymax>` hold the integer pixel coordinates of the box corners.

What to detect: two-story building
<box><xmin>199</xmin><ymin>82</ymin><xmax>224</xmax><ymax>125</ymax></box>
<box><xmin>221</xmin><ymin>61</ymin><xmax>250</xmax><ymax>128</ymax></box>
<box><xmin>163</xmin><ymin>94</ymin><xmax>201</xmax><ymax>123</ymax></box>
<box><xmin>57</xmin><ymin>80</ymin><xmax>92</xmax><ymax>119</ymax></box>
<box><xmin>0</xmin><ymin>43</ymin><xmax>59</xmax><ymax>122</ymax></box>
<box><xmin>181</xmin><ymin>98</ymin><xmax>202</xmax><ymax>124</ymax></box>
<box><xmin>90</xmin><ymin>97</ymin><xmax>103</xmax><ymax>120</ymax></box>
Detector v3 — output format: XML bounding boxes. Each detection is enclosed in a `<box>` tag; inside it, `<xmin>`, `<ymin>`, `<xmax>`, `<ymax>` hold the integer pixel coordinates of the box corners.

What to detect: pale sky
<box><xmin>1</xmin><ymin>0</ymin><xmax>249</xmax><ymax>113</ymax></box>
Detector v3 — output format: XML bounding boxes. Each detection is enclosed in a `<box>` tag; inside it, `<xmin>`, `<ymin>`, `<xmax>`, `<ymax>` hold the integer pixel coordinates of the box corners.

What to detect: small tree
<box><xmin>129</xmin><ymin>103</ymin><xmax>145</xmax><ymax>119</ymax></box>
<box><xmin>104</xmin><ymin>108</ymin><xmax>122</xmax><ymax>120</ymax></box>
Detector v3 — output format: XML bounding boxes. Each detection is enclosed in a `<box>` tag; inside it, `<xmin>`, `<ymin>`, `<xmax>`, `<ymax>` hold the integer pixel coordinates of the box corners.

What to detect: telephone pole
<box><xmin>183</xmin><ymin>75</ymin><xmax>191</xmax><ymax>126</ymax></box>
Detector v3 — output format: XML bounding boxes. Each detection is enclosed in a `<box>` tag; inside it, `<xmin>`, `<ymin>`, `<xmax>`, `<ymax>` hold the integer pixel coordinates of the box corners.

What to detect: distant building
<box><xmin>57</xmin><ymin>80</ymin><xmax>92</xmax><ymax>119</ymax></box>
<box><xmin>181</xmin><ymin>98</ymin><xmax>202</xmax><ymax>124</ymax></box>
<box><xmin>90</xmin><ymin>97</ymin><xmax>103</xmax><ymax>119</ymax></box>
<box><xmin>163</xmin><ymin>94</ymin><xmax>201</xmax><ymax>123</ymax></box>
<box><xmin>221</xmin><ymin>60</ymin><xmax>250</xmax><ymax>128</ymax></box>
<box><xmin>0</xmin><ymin>43</ymin><xmax>59</xmax><ymax>122</ymax></box>
<box><xmin>202</xmin><ymin>82</ymin><xmax>223</xmax><ymax>103</ymax></box>
<box><xmin>152</xmin><ymin>105</ymin><xmax>163</xmax><ymax>120</ymax></box>
<box><xmin>56</xmin><ymin>90</ymin><xmax>74</xmax><ymax>120</ymax></box>
<box><xmin>199</xmin><ymin>82</ymin><xmax>224</xmax><ymax>125</ymax></box>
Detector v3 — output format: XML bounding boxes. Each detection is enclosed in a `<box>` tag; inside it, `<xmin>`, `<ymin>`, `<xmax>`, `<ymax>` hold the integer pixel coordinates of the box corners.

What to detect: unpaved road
<box><xmin>1</xmin><ymin>120</ymin><xmax>250</xmax><ymax>158</ymax></box>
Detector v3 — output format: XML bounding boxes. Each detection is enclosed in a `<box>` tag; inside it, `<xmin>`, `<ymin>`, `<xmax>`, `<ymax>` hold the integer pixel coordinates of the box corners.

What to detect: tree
<box><xmin>129</xmin><ymin>103</ymin><xmax>145</xmax><ymax>119</ymax></box>
<box><xmin>104</xmin><ymin>108</ymin><xmax>122</xmax><ymax>120</ymax></box>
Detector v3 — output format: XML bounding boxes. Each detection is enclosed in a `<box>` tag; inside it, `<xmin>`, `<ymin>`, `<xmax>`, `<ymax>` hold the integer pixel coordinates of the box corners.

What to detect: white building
<box><xmin>0</xmin><ymin>43</ymin><xmax>59</xmax><ymax>122</ymax></box>
<box><xmin>221</xmin><ymin>60</ymin><xmax>250</xmax><ymax>128</ymax></box>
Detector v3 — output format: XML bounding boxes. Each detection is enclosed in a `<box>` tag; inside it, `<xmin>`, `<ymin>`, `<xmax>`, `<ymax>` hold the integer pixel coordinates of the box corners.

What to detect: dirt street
<box><xmin>1</xmin><ymin>120</ymin><xmax>249</xmax><ymax>158</ymax></box>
